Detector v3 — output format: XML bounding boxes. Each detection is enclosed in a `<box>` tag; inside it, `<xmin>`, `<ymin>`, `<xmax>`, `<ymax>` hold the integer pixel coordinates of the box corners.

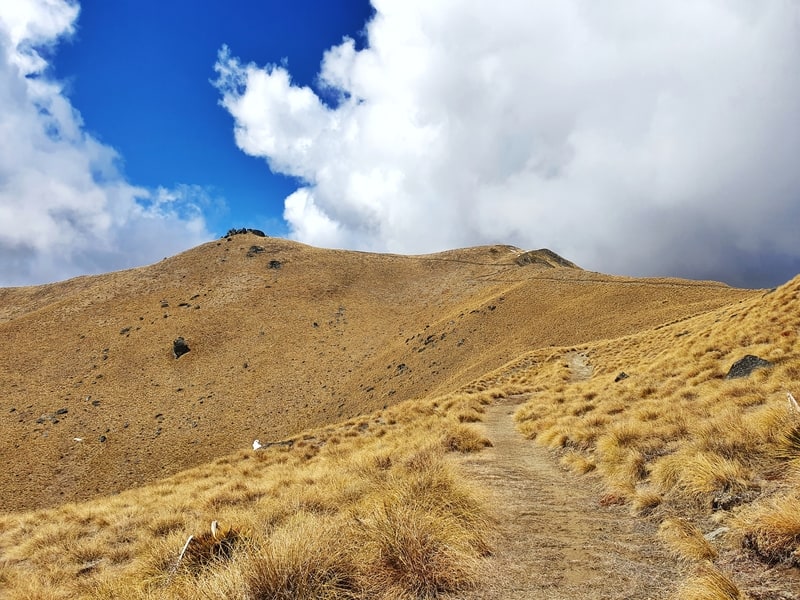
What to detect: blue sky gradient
<box><xmin>53</xmin><ymin>0</ymin><xmax>374</xmax><ymax>237</ymax></box>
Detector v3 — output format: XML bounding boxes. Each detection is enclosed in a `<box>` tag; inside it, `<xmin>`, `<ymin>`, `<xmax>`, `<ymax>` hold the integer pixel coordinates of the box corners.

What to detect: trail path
<box><xmin>455</xmin><ymin>396</ymin><xmax>680</xmax><ymax>600</ymax></box>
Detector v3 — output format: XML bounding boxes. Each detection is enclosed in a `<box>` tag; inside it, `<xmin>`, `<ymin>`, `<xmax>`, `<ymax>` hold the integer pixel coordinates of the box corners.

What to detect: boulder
<box><xmin>173</xmin><ymin>337</ymin><xmax>190</xmax><ymax>359</ymax></box>
<box><xmin>725</xmin><ymin>355</ymin><xmax>773</xmax><ymax>379</ymax></box>
<box><xmin>614</xmin><ymin>372</ymin><xmax>629</xmax><ymax>382</ymax></box>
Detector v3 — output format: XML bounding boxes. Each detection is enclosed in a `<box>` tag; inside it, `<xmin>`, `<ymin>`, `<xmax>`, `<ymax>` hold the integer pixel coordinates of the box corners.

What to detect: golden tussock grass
<box><xmin>731</xmin><ymin>486</ymin><xmax>800</xmax><ymax>567</ymax></box>
<box><xmin>630</xmin><ymin>488</ymin><xmax>662</xmax><ymax>516</ymax></box>
<box><xmin>0</xmin><ymin>392</ymin><xmax>492</xmax><ymax>599</ymax></box>
<box><xmin>651</xmin><ymin>451</ymin><xmax>751</xmax><ymax>506</ymax></box>
<box><xmin>676</xmin><ymin>564</ymin><xmax>745</xmax><ymax>600</ymax></box>
<box><xmin>658</xmin><ymin>518</ymin><xmax>718</xmax><ymax>562</ymax></box>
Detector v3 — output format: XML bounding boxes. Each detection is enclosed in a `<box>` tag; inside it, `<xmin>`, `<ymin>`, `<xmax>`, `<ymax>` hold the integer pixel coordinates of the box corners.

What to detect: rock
<box><xmin>725</xmin><ymin>355</ymin><xmax>773</xmax><ymax>379</ymax></box>
<box><xmin>614</xmin><ymin>372</ymin><xmax>629</xmax><ymax>382</ymax></box>
<box><xmin>173</xmin><ymin>337</ymin><xmax>190</xmax><ymax>359</ymax></box>
<box><xmin>712</xmin><ymin>489</ymin><xmax>759</xmax><ymax>510</ymax></box>
<box><xmin>268</xmin><ymin>260</ymin><xmax>282</xmax><ymax>269</ymax></box>
<box><xmin>99</xmin><ymin>435</ymin><xmax>106</xmax><ymax>443</ymax></box>
<box><xmin>704</xmin><ymin>527</ymin><xmax>729</xmax><ymax>541</ymax></box>
<box><xmin>55</xmin><ymin>408</ymin><xmax>68</xmax><ymax>415</ymax></box>
<box><xmin>224</xmin><ymin>228</ymin><xmax>266</xmax><ymax>238</ymax></box>
<box><xmin>515</xmin><ymin>249</ymin><xmax>579</xmax><ymax>268</ymax></box>
<box><xmin>246</xmin><ymin>245</ymin><xmax>266</xmax><ymax>257</ymax></box>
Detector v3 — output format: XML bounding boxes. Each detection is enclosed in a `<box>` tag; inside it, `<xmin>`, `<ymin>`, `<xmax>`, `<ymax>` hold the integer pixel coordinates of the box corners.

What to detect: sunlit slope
<box><xmin>493</xmin><ymin>273</ymin><xmax>800</xmax><ymax>595</ymax></box>
<box><xmin>0</xmin><ymin>234</ymin><xmax>757</xmax><ymax>511</ymax></box>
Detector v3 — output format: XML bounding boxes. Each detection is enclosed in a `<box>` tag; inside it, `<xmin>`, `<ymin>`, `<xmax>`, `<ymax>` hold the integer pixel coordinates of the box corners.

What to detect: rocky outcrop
<box><xmin>515</xmin><ymin>249</ymin><xmax>579</xmax><ymax>269</ymax></box>
<box><xmin>725</xmin><ymin>355</ymin><xmax>772</xmax><ymax>379</ymax></box>
<box><xmin>224</xmin><ymin>228</ymin><xmax>266</xmax><ymax>238</ymax></box>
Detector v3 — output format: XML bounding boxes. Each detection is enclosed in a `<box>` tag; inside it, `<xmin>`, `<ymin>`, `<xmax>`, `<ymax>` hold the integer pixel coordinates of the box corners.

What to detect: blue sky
<box><xmin>1</xmin><ymin>1</ymin><xmax>799</xmax><ymax>287</ymax></box>
<box><xmin>54</xmin><ymin>0</ymin><xmax>374</xmax><ymax>237</ymax></box>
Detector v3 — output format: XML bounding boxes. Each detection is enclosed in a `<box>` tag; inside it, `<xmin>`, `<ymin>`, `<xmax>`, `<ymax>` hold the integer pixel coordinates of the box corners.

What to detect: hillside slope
<box><xmin>0</xmin><ymin>234</ymin><xmax>757</xmax><ymax>511</ymax></box>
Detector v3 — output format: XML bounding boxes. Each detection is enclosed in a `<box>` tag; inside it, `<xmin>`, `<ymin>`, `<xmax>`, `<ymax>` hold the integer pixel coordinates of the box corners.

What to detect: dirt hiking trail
<box><xmin>455</xmin><ymin>396</ymin><xmax>681</xmax><ymax>600</ymax></box>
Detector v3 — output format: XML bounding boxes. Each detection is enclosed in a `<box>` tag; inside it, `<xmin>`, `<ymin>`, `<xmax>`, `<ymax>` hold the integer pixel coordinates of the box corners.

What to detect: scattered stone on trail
<box><xmin>725</xmin><ymin>354</ymin><xmax>773</xmax><ymax>379</ymax></box>
<box><xmin>246</xmin><ymin>245</ymin><xmax>266</xmax><ymax>257</ymax></box>
<box><xmin>614</xmin><ymin>372</ymin><xmax>629</xmax><ymax>382</ymax></box>
<box><xmin>98</xmin><ymin>435</ymin><xmax>106</xmax><ymax>443</ymax></box>
<box><xmin>268</xmin><ymin>260</ymin><xmax>282</xmax><ymax>269</ymax></box>
<box><xmin>36</xmin><ymin>409</ymin><xmax>68</xmax><ymax>424</ymax></box>
<box><xmin>173</xmin><ymin>337</ymin><xmax>190</xmax><ymax>359</ymax></box>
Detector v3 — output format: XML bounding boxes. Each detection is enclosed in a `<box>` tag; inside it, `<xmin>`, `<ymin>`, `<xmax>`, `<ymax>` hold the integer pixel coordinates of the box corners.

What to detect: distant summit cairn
<box><xmin>223</xmin><ymin>228</ymin><xmax>267</xmax><ymax>238</ymax></box>
<box><xmin>515</xmin><ymin>249</ymin><xmax>579</xmax><ymax>269</ymax></box>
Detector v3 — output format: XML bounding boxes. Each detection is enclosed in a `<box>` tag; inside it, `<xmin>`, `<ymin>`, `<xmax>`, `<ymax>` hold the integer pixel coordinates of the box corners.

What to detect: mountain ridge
<box><xmin>0</xmin><ymin>235</ymin><xmax>758</xmax><ymax>511</ymax></box>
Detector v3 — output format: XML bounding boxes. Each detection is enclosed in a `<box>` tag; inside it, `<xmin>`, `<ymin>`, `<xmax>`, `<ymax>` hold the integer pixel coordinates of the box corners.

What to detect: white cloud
<box><xmin>215</xmin><ymin>0</ymin><xmax>800</xmax><ymax>286</ymax></box>
<box><xmin>0</xmin><ymin>0</ymin><xmax>214</xmax><ymax>286</ymax></box>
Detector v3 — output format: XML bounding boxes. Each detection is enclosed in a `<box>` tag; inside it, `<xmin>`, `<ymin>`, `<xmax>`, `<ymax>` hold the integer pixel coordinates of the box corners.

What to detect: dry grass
<box><xmin>501</xmin><ymin>274</ymin><xmax>800</xmax><ymax>595</ymax></box>
<box><xmin>0</xmin><ymin>392</ymin><xmax>492</xmax><ymax>599</ymax></box>
<box><xmin>658</xmin><ymin>518</ymin><xmax>718</xmax><ymax>562</ymax></box>
<box><xmin>0</xmin><ymin>236</ymin><xmax>754</xmax><ymax>514</ymax></box>
<box><xmin>0</xmin><ymin>238</ymin><xmax>788</xmax><ymax>598</ymax></box>
<box><xmin>676</xmin><ymin>564</ymin><xmax>745</xmax><ymax>600</ymax></box>
<box><xmin>732</xmin><ymin>486</ymin><xmax>800</xmax><ymax>567</ymax></box>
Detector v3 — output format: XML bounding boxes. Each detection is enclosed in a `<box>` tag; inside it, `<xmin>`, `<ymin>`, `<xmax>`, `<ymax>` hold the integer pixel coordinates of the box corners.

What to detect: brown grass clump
<box><xmin>658</xmin><ymin>518</ymin><xmax>718</xmax><ymax>562</ymax></box>
<box><xmin>676</xmin><ymin>564</ymin><xmax>745</xmax><ymax>600</ymax></box>
<box><xmin>173</xmin><ymin>521</ymin><xmax>245</xmax><ymax>576</ymax></box>
<box><xmin>630</xmin><ymin>489</ymin><xmax>663</xmax><ymax>515</ymax></box>
<box><xmin>356</xmin><ymin>502</ymin><xmax>483</xmax><ymax>597</ymax></box>
<box><xmin>732</xmin><ymin>490</ymin><xmax>800</xmax><ymax>567</ymax></box>
<box><xmin>243</xmin><ymin>516</ymin><xmax>357</xmax><ymax>600</ymax></box>
<box><xmin>652</xmin><ymin>451</ymin><xmax>751</xmax><ymax>506</ymax></box>
<box><xmin>441</xmin><ymin>423</ymin><xmax>494</xmax><ymax>453</ymax></box>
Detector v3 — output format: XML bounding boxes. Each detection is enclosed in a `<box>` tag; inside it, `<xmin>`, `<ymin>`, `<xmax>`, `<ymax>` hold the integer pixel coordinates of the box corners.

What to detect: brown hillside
<box><xmin>0</xmin><ymin>235</ymin><xmax>758</xmax><ymax>511</ymax></box>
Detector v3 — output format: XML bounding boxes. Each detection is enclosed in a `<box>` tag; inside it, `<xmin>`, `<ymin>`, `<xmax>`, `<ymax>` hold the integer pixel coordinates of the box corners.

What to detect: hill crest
<box><xmin>0</xmin><ymin>237</ymin><xmax>757</xmax><ymax>511</ymax></box>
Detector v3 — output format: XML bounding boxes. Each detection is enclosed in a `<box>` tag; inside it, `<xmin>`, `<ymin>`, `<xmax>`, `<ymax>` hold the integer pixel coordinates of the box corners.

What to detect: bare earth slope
<box><xmin>0</xmin><ymin>235</ymin><xmax>758</xmax><ymax>511</ymax></box>
<box><xmin>454</xmin><ymin>396</ymin><xmax>680</xmax><ymax>599</ymax></box>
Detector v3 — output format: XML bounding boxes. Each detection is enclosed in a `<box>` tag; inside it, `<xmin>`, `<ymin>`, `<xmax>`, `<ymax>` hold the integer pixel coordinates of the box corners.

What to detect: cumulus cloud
<box><xmin>215</xmin><ymin>0</ymin><xmax>800</xmax><ymax>287</ymax></box>
<box><xmin>0</xmin><ymin>0</ymin><xmax>214</xmax><ymax>286</ymax></box>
